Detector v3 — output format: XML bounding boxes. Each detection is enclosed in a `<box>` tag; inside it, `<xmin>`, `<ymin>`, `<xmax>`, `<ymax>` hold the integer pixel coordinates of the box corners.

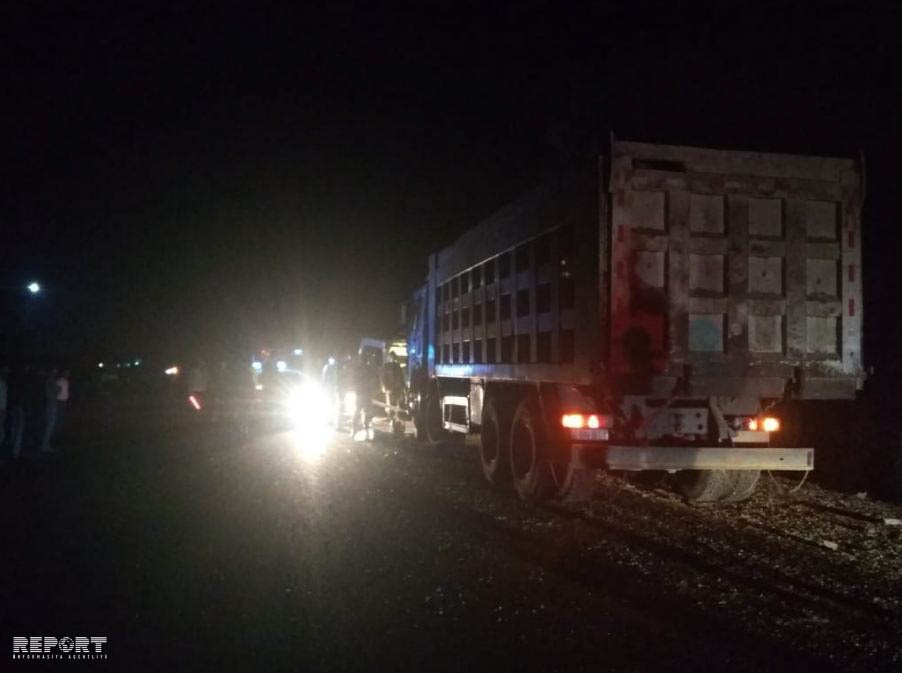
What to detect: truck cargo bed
<box><xmin>422</xmin><ymin>139</ymin><xmax>863</xmax><ymax>401</ymax></box>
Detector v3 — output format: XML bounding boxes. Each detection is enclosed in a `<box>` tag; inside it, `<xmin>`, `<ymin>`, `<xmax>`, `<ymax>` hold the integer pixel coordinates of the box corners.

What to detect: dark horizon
<box><xmin>2</xmin><ymin>1</ymin><xmax>900</xmax><ymax>369</ymax></box>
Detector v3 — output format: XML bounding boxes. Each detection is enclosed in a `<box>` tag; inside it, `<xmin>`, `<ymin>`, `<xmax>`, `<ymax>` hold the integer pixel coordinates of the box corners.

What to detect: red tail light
<box><xmin>562</xmin><ymin>413</ymin><xmax>584</xmax><ymax>428</ymax></box>
<box><xmin>561</xmin><ymin>413</ymin><xmax>604</xmax><ymax>429</ymax></box>
<box><xmin>747</xmin><ymin>416</ymin><xmax>779</xmax><ymax>432</ymax></box>
<box><xmin>188</xmin><ymin>394</ymin><xmax>202</xmax><ymax>411</ymax></box>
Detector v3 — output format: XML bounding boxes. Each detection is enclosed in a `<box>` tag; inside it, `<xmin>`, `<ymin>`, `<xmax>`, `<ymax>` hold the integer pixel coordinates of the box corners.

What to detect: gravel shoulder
<box><xmin>2</xmin><ymin>417</ymin><xmax>900</xmax><ymax>672</ymax></box>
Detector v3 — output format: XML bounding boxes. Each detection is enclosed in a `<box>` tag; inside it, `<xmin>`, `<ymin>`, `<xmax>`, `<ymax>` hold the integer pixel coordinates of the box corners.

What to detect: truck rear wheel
<box><xmin>721</xmin><ymin>470</ymin><xmax>761</xmax><ymax>502</ymax></box>
<box><xmin>675</xmin><ymin>469</ymin><xmax>760</xmax><ymax>503</ymax></box>
<box><xmin>675</xmin><ymin>469</ymin><xmax>732</xmax><ymax>503</ymax></box>
<box><xmin>551</xmin><ymin>464</ymin><xmax>597</xmax><ymax>503</ymax></box>
<box><xmin>480</xmin><ymin>399</ymin><xmax>510</xmax><ymax>485</ymax></box>
<box><xmin>416</xmin><ymin>384</ymin><xmax>446</xmax><ymax>445</ymax></box>
<box><xmin>509</xmin><ymin>398</ymin><xmax>553</xmax><ymax>502</ymax></box>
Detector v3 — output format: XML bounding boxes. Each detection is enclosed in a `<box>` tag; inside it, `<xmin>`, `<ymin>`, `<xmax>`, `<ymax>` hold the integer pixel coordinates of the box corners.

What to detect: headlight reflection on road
<box><xmin>284</xmin><ymin>381</ymin><xmax>334</xmax><ymax>462</ymax></box>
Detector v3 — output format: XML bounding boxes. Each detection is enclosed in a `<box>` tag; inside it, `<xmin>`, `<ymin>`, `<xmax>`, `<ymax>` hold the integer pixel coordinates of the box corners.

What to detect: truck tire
<box><xmin>509</xmin><ymin>398</ymin><xmax>553</xmax><ymax>502</ymax></box>
<box><xmin>720</xmin><ymin>470</ymin><xmax>761</xmax><ymax>502</ymax></box>
<box><xmin>675</xmin><ymin>469</ymin><xmax>733</xmax><ymax>503</ymax></box>
<box><xmin>480</xmin><ymin>399</ymin><xmax>510</xmax><ymax>485</ymax></box>
<box><xmin>416</xmin><ymin>384</ymin><xmax>446</xmax><ymax>445</ymax></box>
<box><xmin>552</xmin><ymin>465</ymin><xmax>597</xmax><ymax>503</ymax></box>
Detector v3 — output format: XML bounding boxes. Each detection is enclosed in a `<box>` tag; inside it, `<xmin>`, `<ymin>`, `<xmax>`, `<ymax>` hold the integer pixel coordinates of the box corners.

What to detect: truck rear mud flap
<box><xmin>575</xmin><ymin>446</ymin><xmax>813</xmax><ymax>472</ymax></box>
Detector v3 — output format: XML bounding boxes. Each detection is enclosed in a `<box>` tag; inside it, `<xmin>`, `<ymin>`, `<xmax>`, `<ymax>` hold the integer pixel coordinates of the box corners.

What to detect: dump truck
<box><xmin>405</xmin><ymin>138</ymin><xmax>864</xmax><ymax>503</ymax></box>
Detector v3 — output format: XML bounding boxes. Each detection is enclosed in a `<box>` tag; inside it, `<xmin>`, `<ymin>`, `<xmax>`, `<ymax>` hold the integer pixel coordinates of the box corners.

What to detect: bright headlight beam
<box><xmin>283</xmin><ymin>381</ymin><xmax>335</xmax><ymax>462</ymax></box>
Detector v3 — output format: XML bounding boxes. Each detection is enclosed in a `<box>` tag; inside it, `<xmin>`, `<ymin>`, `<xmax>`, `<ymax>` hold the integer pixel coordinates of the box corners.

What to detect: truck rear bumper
<box><xmin>574</xmin><ymin>445</ymin><xmax>814</xmax><ymax>472</ymax></box>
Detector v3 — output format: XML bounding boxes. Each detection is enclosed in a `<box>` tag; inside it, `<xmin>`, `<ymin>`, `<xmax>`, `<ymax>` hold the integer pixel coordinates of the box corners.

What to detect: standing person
<box><xmin>39</xmin><ymin>368</ymin><xmax>60</xmax><ymax>453</ymax></box>
<box><xmin>56</xmin><ymin>369</ymin><xmax>70</xmax><ymax>434</ymax></box>
<box><xmin>6</xmin><ymin>366</ymin><xmax>27</xmax><ymax>458</ymax></box>
<box><xmin>352</xmin><ymin>353</ymin><xmax>380</xmax><ymax>439</ymax></box>
<box><xmin>321</xmin><ymin>357</ymin><xmax>339</xmax><ymax>425</ymax></box>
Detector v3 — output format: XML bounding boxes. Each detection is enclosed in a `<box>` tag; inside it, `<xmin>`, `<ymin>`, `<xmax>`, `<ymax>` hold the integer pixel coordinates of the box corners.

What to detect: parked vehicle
<box><xmin>404</xmin><ymin>138</ymin><xmax>864</xmax><ymax>503</ymax></box>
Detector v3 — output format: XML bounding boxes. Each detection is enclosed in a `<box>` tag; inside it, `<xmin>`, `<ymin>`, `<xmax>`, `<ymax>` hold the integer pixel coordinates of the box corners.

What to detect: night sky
<box><xmin>2</xmin><ymin>1</ymin><xmax>899</xmax><ymax>368</ymax></box>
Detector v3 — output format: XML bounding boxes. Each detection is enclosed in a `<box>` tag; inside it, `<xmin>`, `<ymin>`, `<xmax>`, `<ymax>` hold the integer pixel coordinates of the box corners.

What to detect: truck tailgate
<box><xmin>608</xmin><ymin>140</ymin><xmax>863</xmax><ymax>399</ymax></box>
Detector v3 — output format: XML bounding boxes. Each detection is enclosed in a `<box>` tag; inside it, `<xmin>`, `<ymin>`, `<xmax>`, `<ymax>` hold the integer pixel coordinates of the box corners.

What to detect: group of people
<box><xmin>0</xmin><ymin>366</ymin><xmax>70</xmax><ymax>460</ymax></box>
<box><xmin>320</xmin><ymin>351</ymin><xmax>407</xmax><ymax>434</ymax></box>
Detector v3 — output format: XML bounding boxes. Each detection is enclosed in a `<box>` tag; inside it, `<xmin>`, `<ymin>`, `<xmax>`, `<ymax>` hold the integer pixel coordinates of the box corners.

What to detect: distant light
<box><xmin>251</xmin><ymin>361</ymin><xmax>263</xmax><ymax>373</ymax></box>
<box><xmin>327</xmin><ymin>356</ymin><xmax>336</xmax><ymax>366</ymax></box>
<box><xmin>98</xmin><ymin>362</ymin><xmax>104</xmax><ymax>369</ymax></box>
<box><xmin>134</xmin><ymin>359</ymin><xmax>141</xmax><ymax>366</ymax></box>
<box><xmin>164</xmin><ymin>366</ymin><xmax>180</xmax><ymax>376</ymax></box>
<box><xmin>125</xmin><ymin>362</ymin><xmax>131</xmax><ymax>368</ymax></box>
<box><xmin>188</xmin><ymin>395</ymin><xmax>202</xmax><ymax>411</ymax></box>
<box><xmin>27</xmin><ymin>282</ymin><xmax>41</xmax><ymax>294</ymax></box>
<box><xmin>293</xmin><ymin>348</ymin><xmax>303</xmax><ymax>356</ymax></box>
<box><xmin>276</xmin><ymin>360</ymin><xmax>288</xmax><ymax>372</ymax></box>
<box><xmin>255</xmin><ymin>383</ymin><xmax>264</xmax><ymax>391</ymax></box>
<box><xmin>116</xmin><ymin>363</ymin><xmax>122</xmax><ymax>369</ymax></box>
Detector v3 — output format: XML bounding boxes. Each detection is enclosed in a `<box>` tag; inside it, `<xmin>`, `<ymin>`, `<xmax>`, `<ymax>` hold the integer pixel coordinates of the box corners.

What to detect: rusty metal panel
<box><xmin>748</xmin><ymin>197</ymin><xmax>783</xmax><ymax>238</ymax></box>
<box><xmin>611</xmin><ymin>140</ymin><xmax>862</xmax><ymax>399</ymax></box>
<box><xmin>748</xmin><ymin>314</ymin><xmax>783</xmax><ymax>353</ymax></box>
<box><xmin>689</xmin><ymin>254</ymin><xmax>725</xmax><ymax>294</ymax></box>
<box><xmin>841</xmin><ymin>191</ymin><xmax>863</xmax><ymax>378</ymax></box>
<box><xmin>634</xmin><ymin>250</ymin><xmax>666</xmax><ymax>288</ymax></box>
<box><xmin>803</xmin><ymin>200</ymin><xmax>839</xmax><ymax>240</ymax></box>
<box><xmin>628</xmin><ymin>191</ymin><xmax>666</xmax><ymax>231</ymax></box>
<box><xmin>806</xmin><ymin>258</ymin><xmax>838</xmax><ymax>298</ymax></box>
<box><xmin>784</xmin><ymin>199</ymin><xmax>808</xmax><ymax>359</ymax></box>
<box><xmin>688</xmin><ymin>313</ymin><xmax>724</xmax><ymax>352</ymax></box>
<box><xmin>725</xmin><ymin>197</ymin><xmax>749</xmax><ymax>354</ymax></box>
<box><xmin>666</xmin><ymin>190</ymin><xmax>691</xmax><ymax>368</ymax></box>
<box><xmin>748</xmin><ymin>256</ymin><xmax>783</xmax><ymax>295</ymax></box>
<box><xmin>806</xmin><ymin>316</ymin><xmax>839</xmax><ymax>355</ymax></box>
<box><xmin>689</xmin><ymin>194</ymin><xmax>725</xmax><ymax>235</ymax></box>
<box><xmin>427</xmin><ymin>140</ymin><xmax>862</xmax><ymax>401</ymax></box>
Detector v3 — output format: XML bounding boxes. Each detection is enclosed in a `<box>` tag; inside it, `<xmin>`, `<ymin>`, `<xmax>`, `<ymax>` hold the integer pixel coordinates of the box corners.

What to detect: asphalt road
<box><xmin>2</xmin><ymin>407</ymin><xmax>901</xmax><ymax>672</ymax></box>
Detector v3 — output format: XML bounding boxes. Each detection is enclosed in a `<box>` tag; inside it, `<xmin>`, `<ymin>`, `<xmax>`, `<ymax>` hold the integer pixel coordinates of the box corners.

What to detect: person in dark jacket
<box><xmin>5</xmin><ymin>366</ymin><xmax>27</xmax><ymax>458</ymax></box>
<box><xmin>39</xmin><ymin>368</ymin><xmax>60</xmax><ymax>453</ymax></box>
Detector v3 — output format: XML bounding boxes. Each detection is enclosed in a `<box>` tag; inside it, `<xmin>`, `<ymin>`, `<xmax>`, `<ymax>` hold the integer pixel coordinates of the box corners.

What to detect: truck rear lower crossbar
<box><xmin>583</xmin><ymin>446</ymin><xmax>814</xmax><ymax>472</ymax></box>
